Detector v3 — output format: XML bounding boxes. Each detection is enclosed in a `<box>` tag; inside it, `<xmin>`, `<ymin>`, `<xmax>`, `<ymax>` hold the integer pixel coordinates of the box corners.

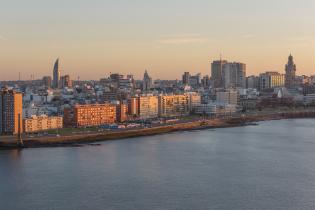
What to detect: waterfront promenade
<box><xmin>1</xmin><ymin>108</ymin><xmax>315</xmax><ymax>149</ymax></box>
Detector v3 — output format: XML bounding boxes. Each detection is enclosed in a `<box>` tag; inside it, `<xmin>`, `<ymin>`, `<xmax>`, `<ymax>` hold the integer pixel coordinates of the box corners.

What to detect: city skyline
<box><xmin>0</xmin><ymin>54</ymin><xmax>310</xmax><ymax>82</ymax></box>
<box><xmin>2</xmin><ymin>0</ymin><xmax>315</xmax><ymax>80</ymax></box>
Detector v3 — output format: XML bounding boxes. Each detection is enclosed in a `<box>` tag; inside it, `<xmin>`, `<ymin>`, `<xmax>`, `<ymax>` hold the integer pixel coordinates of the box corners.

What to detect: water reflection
<box><xmin>1</xmin><ymin>119</ymin><xmax>315</xmax><ymax>210</ymax></box>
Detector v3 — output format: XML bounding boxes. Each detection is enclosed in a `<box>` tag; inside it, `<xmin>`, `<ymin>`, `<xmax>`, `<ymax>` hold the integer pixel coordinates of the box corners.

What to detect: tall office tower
<box><xmin>223</xmin><ymin>62</ymin><xmax>246</xmax><ymax>89</ymax></box>
<box><xmin>182</xmin><ymin>72</ymin><xmax>190</xmax><ymax>85</ymax></box>
<box><xmin>142</xmin><ymin>70</ymin><xmax>153</xmax><ymax>92</ymax></box>
<box><xmin>52</xmin><ymin>58</ymin><xmax>60</xmax><ymax>89</ymax></box>
<box><xmin>0</xmin><ymin>88</ymin><xmax>23</xmax><ymax>135</ymax></box>
<box><xmin>211</xmin><ymin>59</ymin><xmax>228</xmax><ymax>88</ymax></box>
<box><xmin>285</xmin><ymin>54</ymin><xmax>297</xmax><ymax>89</ymax></box>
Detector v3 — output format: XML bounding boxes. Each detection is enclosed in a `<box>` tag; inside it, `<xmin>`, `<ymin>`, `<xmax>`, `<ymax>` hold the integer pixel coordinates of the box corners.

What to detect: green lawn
<box><xmin>45</xmin><ymin>127</ymin><xmax>104</xmax><ymax>135</ymax></box>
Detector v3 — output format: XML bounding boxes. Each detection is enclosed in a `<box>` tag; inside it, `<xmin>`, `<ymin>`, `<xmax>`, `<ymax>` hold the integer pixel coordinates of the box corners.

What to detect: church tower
<box><xmin>285</xmin><ymin>54</ymin><xmax>296</xmax><ymax>89</ymax></box>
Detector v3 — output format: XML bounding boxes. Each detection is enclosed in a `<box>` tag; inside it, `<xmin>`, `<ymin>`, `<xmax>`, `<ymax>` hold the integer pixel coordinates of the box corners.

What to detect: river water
<box><xmin>1</xmin><ymin>119</ymin><xmax>315</xmax><ymax>210</ymax></box>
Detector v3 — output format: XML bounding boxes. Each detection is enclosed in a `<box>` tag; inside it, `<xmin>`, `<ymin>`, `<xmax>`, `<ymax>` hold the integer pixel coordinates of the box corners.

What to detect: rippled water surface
<box><xmin>1</xmin><ymin>119</ymin><xmax>315</xmax><ymax>210</ymax></box>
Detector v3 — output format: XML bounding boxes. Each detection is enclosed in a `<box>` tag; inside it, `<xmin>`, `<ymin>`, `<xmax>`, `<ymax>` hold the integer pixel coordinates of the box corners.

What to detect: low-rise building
<box><xmin>304</xmin><ymin>94</ymin><xmax>315</xmax><ymax>105</ymax></box>
<box><xmin>186</xmin><ymin>92</ymin><xmax>202</xmax><ymax>113</ymax></box>
<box><xmin>23</xmin><ymin>115</ymin><xmax>63</xmax><ymax>133</ymax></box>
<box><xmin>259</xmin><ymin>71</ymin><xmax>285</xmax><ymax>90</ymax></box>
<box><xmin>194</xmin><ymin>103</ymin><xmax>237</xmax><ymax>116</ymax></box>
<box><xmin>216</xmin><ymin>90</ymin><xmax>239</xmax><ymax>105</ymax></box>
<box><xmin>60</xmin><ymin>75</ymin><xmax>72</xmax><ymax>89</ymax></box>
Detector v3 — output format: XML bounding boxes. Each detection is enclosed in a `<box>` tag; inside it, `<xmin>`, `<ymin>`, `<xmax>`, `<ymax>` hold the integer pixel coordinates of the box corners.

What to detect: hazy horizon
<box><xmin>1</xmin><ymin>0</ymin><xmax>315</xmax><ymax>80</ymax></box>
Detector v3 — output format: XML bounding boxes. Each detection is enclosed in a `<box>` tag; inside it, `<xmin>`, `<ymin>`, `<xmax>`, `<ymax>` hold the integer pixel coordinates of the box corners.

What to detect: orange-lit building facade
<box><xmin>116</xmin><ymin>103</ymin><xmax>128</xmax><ymax>122</ymax></box>
<box><xmin>0</xmin><ymin>89</ymin><xmax>23</xmax><ymax>135</ymax></box>
<box><xmin>128</xmin><ymin>97</ymin><xmax>140</xmax><ymax>117</ymax></box>
<box><xmin>64</xmin><ymin>104</ymin><xmax>116</xmax><ymax>127</ymax></box>
<box><xmin>24</xmin><ymin>115</ymin><xmax>63</xmax><ymax>133</ymax></box>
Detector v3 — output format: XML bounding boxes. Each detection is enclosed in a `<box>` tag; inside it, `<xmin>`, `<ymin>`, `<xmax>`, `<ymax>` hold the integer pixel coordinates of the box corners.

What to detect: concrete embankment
<box><xmin>1</xmin><ymin>111</ymin><xmax>315</xmax><ymax>149</ymax></box>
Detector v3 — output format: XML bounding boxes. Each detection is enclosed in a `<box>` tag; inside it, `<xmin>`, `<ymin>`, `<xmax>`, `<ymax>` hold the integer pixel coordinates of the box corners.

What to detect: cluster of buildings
<box><xmin>1</xmin><ymin>54</ymin><xmax>315</xmax><ymax>136</ymax></box>
<box><xmin>0</xmin><ymin>89</ymin><xmax>62</xmax><ymax>135</ymax></box>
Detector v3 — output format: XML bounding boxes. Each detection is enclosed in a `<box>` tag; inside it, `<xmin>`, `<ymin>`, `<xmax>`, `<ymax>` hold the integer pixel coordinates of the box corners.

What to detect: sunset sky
<box><xmin>1</xmin><ymin>0</ymin><xmax>315</xmax><ymax>80</ymax></box>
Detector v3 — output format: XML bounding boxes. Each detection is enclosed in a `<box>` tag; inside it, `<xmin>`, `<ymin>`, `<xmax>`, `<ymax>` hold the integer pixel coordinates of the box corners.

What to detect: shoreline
<box><xmin>1</xmin><ymin>110</ymin><xmax>315</xmax><ymax>149</ymax></box>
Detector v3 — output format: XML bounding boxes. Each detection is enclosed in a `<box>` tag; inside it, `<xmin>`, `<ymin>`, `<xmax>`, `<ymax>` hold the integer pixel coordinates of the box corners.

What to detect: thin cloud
<box><xmin>158</xmin><ymin>34</ymin><xmax>209</xmax><ymax>45</ymax></box>
<box><xmin>286</xmin><ymin>36</ymin><xmax>315</xmax><ymax>42</ymax></box>
<box><xmin>241</xmin><ymin>34</ymin><xmax>255</xmax><ymax>39</ymax></box>
<box><xmin>0</xmin><ymin>35</ymin><xmax>7</xmax><ymax>41</ymax></box>
<box><xmin>285</xmin><ymin>36</ymin><xmax>315</xmax><ymax>46</ymax></box>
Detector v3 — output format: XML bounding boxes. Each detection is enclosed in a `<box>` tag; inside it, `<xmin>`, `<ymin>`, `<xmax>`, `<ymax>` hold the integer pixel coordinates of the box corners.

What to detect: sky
<box><xmin>1</xmin><ymin>0</ymin><xmax>315</xmax><ymax>80</ymax></box>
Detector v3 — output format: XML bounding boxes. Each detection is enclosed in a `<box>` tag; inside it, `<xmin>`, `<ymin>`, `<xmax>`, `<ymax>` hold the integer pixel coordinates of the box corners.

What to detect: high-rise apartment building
<box><xmin>211</xmin><ymin>59</ymin><xmax>227</xmax><ymax>88</ymax></box>
<box><xmin>0</xmin><ymin>88</ymin><xmax>23</xmax><ymax>135</ymax></box>
<box><xmin>285</xmin><ymin>54</ymin><xmax>297</xmax><ymax>89</ymax></box>
<box><xmin>223</xmin><ymin>62</ymin><xmax>246</xmax><ymax>89</ymax></box>
<box><xmin>52</xmin><ymin>58</ymin><xmax>60</xmax><ymax>89</ymax></box>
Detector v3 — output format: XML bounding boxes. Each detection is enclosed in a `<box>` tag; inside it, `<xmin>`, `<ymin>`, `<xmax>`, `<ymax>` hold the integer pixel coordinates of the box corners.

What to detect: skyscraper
<box><xmin>143</xmin><ymin>70</ymin><xmax>153</xmax><ymax>92</ymax></box>
<box><xmin>223</xmin><ymin>62</ymin><xmax>246</xmax><ymax>89</ymax></box>
<box><xmin>211</xmin><ymin>59</ymin><xmax>227</xmax><ymax>88</ymax></box>
<box><xmin>53</xmin><ymin>58</ymin><xmax>60</xmax><ymax>89</ymax></box>
<box><xmin>285</xmin><ymin>54</ymin><xmax>297</xmax><ymax>89</ymax></box>
<box><xmin>0</xmin><ymin>88</ymin><xmax>23</xmax><ymax>135</ymax></box>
